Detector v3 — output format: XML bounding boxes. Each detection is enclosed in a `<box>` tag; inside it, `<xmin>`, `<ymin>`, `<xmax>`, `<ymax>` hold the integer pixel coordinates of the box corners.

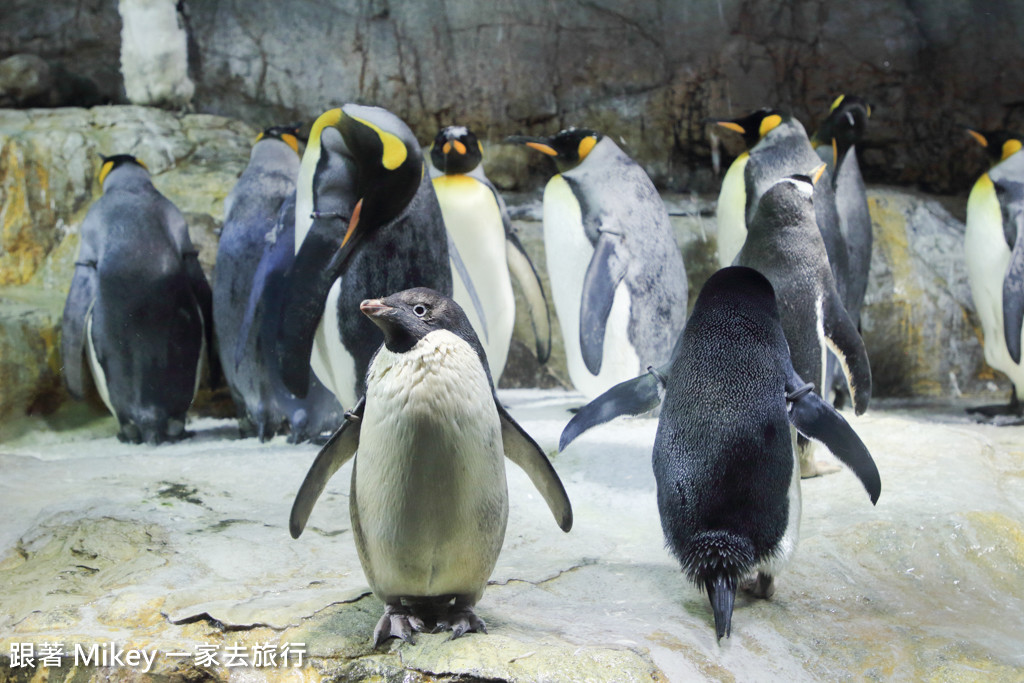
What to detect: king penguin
<box><xmin>428</xmin><ymin>125</ymin><xmax>552</xmax><ymax>381</ymax></box>
<box><xmin>289</xmin><ymin>287</ymin><xmax>572</xmax><ymax>645</ymax></box>
<box><xmin>812</xmin><ymin>95</ymin><xmax>873</xmax><ymax>328</ymax></box>
<box><xmin>737</xmin><ymin>173</ymin><xmax>872</xmax><ymax>478</ymax></box>
<box><xmin>508</xmin><ymin>128</ymin><xmax>688</xmax><ymax>400</ymax></box>
<box><xmin>651</xmin><ymin>266</ymin><xmax>880</xmax><ymax>641</ymax></box>
<box><xmin>277</xmin><ymin>104</ymin><xmax>453</xmax><ymax>410</ymax></box>
<box><xmin>712</xmin><ymin>109</ymin><xmax>850</xmax><ymax>307</ymax></box>
<box><xmin>214</xmin><ymin>125</ymin><xmax>343</xmax><ymax>442</ymax></box>
<box><xmin>964</xmin><ymin>127</ymin><xmax>1024</xmax><ymax>421</ymax></box>
<box><xmin>61</xmin><ymin>154</ymin><xmax>214</xmax><ymax>444</ymax></box>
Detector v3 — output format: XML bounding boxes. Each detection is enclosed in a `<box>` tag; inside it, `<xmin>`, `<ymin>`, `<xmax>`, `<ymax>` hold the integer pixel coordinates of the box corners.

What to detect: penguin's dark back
<box><xmin>653</xmin><ymin>268</ymin><xmax>794</xmax><ymax>561</ymax></box>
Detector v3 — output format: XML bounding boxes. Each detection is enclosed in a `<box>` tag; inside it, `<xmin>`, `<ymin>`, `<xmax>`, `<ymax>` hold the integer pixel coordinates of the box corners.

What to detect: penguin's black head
<box><xmin>361</xmin><ymin>287</ymin><xmax>481</xmax><ymax>355</ymax></box>
<box><xmin>811</xmin><ymin>95</ymin><xmax>871</xmax><ymax>165</ymax></box>
<box><xmin>693</xmin><ymin>266</ymin><xmax>780</xmax><ymax>327</ymax></box>
<box><xmin>748</xmin><ymin>171</ymin><xmax>822</xmax><ymax>235</ymax></box>
<box><xmin>430</xmin><ymin>125</ymin><xmax>483</xmax><ymax>175</ymax></box>
<box><xmin>309</xmin><ymin>105</ymin><xmax>425</xmax><ymax>273</ymax></box>
<box><xmin>257</xmin><ymin>123</ymin><xmax>305</xmax><ymax>154</ymax></box>
<box><xmin>97</xmin><ymin>154</ymin><xmax>147</xmax><ymax>185</ymax></box>
<box><xmin>709</xmin><ymin>108</ymin><xmax>786</xmax><ymax>149</ymax></box>
<box><xmin>965</xmin><ymin>128</ymin><xmax>1023</xmax><ymax>165</ymax></box>
<box><xmin>507</xmin><ymin>127</ymin><xmax>603</xmax><ymax>172</ymax></box>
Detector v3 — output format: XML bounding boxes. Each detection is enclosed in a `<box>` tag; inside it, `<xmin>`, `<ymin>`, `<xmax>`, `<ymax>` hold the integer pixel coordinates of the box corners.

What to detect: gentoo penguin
<box><xmin>216</xmin><ymin>125</ymin><xmax>343</xmax><ymax>442</ymax></box>
<box><xmin>964</xmin><ymin>128</ymin><xmax>1024</xmax><ymax>421</ymax></box>
<box><xmin>61</xmin><ymin>154</ymin><xmax>214</xmax><ymax>444</ymax></box>
<box><xmin>289</xmin><ymin>288</ymin><xmax>572</xmax><ymax>645</ymax></box>
<box><xmin>507</xmin><ymin>128</ymin><xmax>688</xmax><ymax>400</ymax></box>
<box><xmin>277</xmin><ymin>105</ymin><xmax>454</xmax><ymax>409</ymax></box>
<box><xmin>428</xmin><ymin>125</ymin><xmax>551</xmax><ymax>381</ymax></box>
<box><xmin>712</xmin><ymin>109</ymin><xmax>850</xmax><ymax>306</ymax></box>
<box><xmin>738</xmin><ymin>173</ymin><xmax>872</xmax><ymax>477</ymax></box>
<box><xmin>651</xmin><ymin>266</ymin><xmax>880</xmax><ymax>640</ymax></box>
<box><xmin>812</xmin><ymin>95</ymin><xmax>873</xmax><ymax>328</ymax></box>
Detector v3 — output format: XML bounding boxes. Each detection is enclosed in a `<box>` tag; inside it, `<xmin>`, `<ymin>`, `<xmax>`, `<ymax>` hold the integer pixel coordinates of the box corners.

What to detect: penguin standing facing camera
<box><xmin>737</xmin><ymin>172</ymin><xmax>872</xmax><ymax>478</ymax></box>
<box><xmin>712</xmin><ymin>109</ymin><xmax>850</xmax><ymax>307</ymax></box>
<box><xmin>277</xmin><ymin>104</ymin><xmax>455</xmax><ymax>409</ymax></box>
<box><xmin>289</xmin><ymin>288</ymin><xmax>572</xmax><ymax>646</ymax></box>
<box><xmin>964</xmin><ymin>128</ymin><xmax>1024</xmax><ymax>421</ymax></box>
<box><xmin>61</xmin><ymin>154</ymin><xmax>215</xmax><ymax>444</ymax></box>
<box><xmin>215</xmin><ymin>125</ymin><xmax>343</xmax><ymax>442</ymax></box>
<box><xmin>429</xmin><ymin>125</ymin><xmax>552</xmax><ymax>381</ymax></box>
<box><xmin>652</xmin><ymin>266</ymin><xmax>880</xmax><ymax>641</ymax></box>
<box><xmin>508</xmin><ymin>128</ymin><xmax>688</xmax><ymax>400</ymax></box>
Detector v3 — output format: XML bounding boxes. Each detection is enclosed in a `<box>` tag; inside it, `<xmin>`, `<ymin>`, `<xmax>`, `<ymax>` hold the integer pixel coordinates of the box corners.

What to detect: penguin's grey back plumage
<box><xmin>562</xmin><ymin>137</ymin><xmax>688</xmax><ymax>370</ymax></box>
<box><xmin>745</xmin><ymin>120</ymin><xmax>850</xmax><ymax>305</ymax></box>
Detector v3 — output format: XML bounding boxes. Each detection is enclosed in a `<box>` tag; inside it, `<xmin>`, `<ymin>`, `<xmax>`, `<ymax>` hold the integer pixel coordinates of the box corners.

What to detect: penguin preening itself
<box><xmin>277</xmin><ymin>104</ymin><xmax>454</xmax><ymax>409</ymax></box>
<box><xmin>508</xmin><ymin>128</ymin><xmax>688</xmax><ymax>400</ymax></box>
<box><xmin>712</xmin><ymin>108</ymin><xmax>850</xmax><ymax>307</ymax></box>
<box><xmin>429</xmin><ymin>125</ymin><xmax>552</xmax><ymax>381</ymax></box>
<box><xmin>216</xmin><ymin>125</ymin><xmax>343</xmax><ymax>442</ymax></box>
<box><xmin>61</xmin><ymin>154</ymin><xmax>215</xmax><ymax>444</ymax></box>
<box><xmin>812</xmin><ymin>95</ymin><xmax>873</xmax><ymax>328</ymax></box>
<box><xmin>737</xmin><ymin>173</ymin><xmax>872</xmax><ymax>478</ymax></box>
<box><xmin>289</xmin><ymin>288</ymin><xmax>572</xmax><ymax>645</ymax></box>
<box><xmin>651</xmin><ymin>267</ymin><xmax>880</xmax><ymax>641</ymax></box>
<box><xmin>964</xmin><ymin>128</ymin><xmax>1024</xmax><ymax>421</ymax></box>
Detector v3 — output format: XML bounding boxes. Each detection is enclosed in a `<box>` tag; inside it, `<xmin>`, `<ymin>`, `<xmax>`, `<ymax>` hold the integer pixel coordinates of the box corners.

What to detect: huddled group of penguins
<box><xmin>57</xmin><ymin>94</ymin><xmax>1024</xmax><ymax>645</ymax></box>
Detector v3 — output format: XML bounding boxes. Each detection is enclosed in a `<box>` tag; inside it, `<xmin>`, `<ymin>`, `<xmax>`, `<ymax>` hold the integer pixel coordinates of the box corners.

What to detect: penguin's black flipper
<box><xmin>822</xmin><ymin>287</ymin><xmax>872</xmax><ymax>415</ymax></box>
<box><xmin>786</xmin><ymin>372</ymin><xmax>881</xmax><ymax>504</ymax></box>
<box><xmin>559</xmin><ymin>365</ymin><xmax>667</xmax><ymax>451</ymax></box>
<box><xmin>998</xmin><ymin>182</ymin><xmax>1024</xmax><ymax>364</ymax></box>
<box><xmin>289</xmin><ymin>397</ymin><xmax>365</xmax><ymax>539</ymax></box>
<box><xmin>505</xmin><ymin>228</ymin><xmax>552</xmax><ymax>364</ymax></box>
<box><xmin>278</xmin><ymin>214</ymin><xmax>350</xmax><ymax>398</ymax></box>
<box><xmin>496</xmin><ymin>401</ymin><xmax>573</xmax><ymax>532</ymax></box>
<box><xmin>579</xmin><ymin>232</ymin><xmax>628</xmax><ymax>375</ymax></box>
<box><xmin>183</xmin><ymin>252</ymin><xmax>220</xmax><ymax>387</ymax></box>
<box><xmin>61</xmin><ymin>261</ymin><xmax>98</xmax><ymax>400</ymax></box>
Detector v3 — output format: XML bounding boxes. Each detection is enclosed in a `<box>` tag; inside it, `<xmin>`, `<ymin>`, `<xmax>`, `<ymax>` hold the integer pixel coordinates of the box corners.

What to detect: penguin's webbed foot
<box><xmin>966</xmin><ymin>400</ymin><xmax>1024</xmax><ymax>425</ymax></box>
<box><xmin>437</xmin><ymin>605</ymin><xmax>487</xmax><ymax>640</ymax></box>
<box><xmin>373</xmin><ymin>603</ymin><xmax>421</xmax><ymax>647</ymax></box>
<box><xmin>740</xmin><ymin>572</ymin><xmax>775</xmax><ymax>599</ymax></box>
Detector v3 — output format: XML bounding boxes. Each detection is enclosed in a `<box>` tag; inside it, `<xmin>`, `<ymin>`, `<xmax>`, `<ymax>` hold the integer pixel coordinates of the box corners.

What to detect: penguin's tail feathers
<box><xmin>682</xmin><ymin>530</ymin><xmax>755</xmax><ymax>641</ymax></box>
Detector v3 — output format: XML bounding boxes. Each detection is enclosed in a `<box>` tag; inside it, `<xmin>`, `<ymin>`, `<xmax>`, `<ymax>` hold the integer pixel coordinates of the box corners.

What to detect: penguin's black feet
<box><xmin>741</xmin><ymin>572</ymin><xmax>775</xmax><ymax>599</ymax></box>
<box><xmin>437</xmin><ymin>605</ymin><xmax>487</xmax><ymax>640</ymax></box>
<box><xmin>966</xmin><ymin>398</ymin><xmax>1024</xmax><ymax>425</ymax></box>
<box><xmin>373</xmin><ymin>603</ymin><xmax>425</xmax><ymax>647</ymax></box>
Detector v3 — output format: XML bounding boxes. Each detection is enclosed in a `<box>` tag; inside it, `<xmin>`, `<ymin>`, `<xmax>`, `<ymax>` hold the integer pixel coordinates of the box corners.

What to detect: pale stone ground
<box><xmin>1</xmin><ymin>390</ymin><xmax>1023</xmax><ymax>682</ymax></box>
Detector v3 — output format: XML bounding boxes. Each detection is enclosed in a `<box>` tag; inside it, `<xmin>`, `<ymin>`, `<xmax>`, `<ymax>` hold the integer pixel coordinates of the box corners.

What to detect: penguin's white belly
<box><xmin>716</xmin><ymin>153</ymin><xmax>750</xmax><ymax>268</ymax></box>
<box><xmin>434</xmin><ymin>175</ymin><xmax>515</xmax><ymax>380</ymax></box>
<box><xmin>85</xmin><ymin>307</ymin><xmax>115</xmax><ymax>417</ymax></box>
<box><xmin>543</xmin><ymin>175</ymin><xmax>640</xmax><ymax>399</ymax></box>
<box><xmin>354</xmin><ymin>330</ymin><xmax>508</xmax><ymax>601</ymax></box>
<box><xmin>310</xmin><ymin>278</ymin><xmax>359</xmax><ymax>408</ymax></box>
<box><xmin>966</xmin><ymin>176</ymin><xmax>1020</xmax><ymax>382</ymax></box>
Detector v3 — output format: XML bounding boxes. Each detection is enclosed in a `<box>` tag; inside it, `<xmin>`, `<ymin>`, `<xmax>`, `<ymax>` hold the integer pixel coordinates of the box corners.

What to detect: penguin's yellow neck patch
<box><xmin>282</xmin><ymin>134</ymin><xmax>300</xmax><ymax>155</ymax></box>
<box><xmin>759</xmin><ymin>114</ymin><xmax>782</xmax><ymax>138</ymax></box>
<box><xmin>311</xmin><ymin>109</ymin><xmax>344</xmax><ymax>150</ymax></box>
<box><xmin>967</xmin><ymin>129</ymin><xmax>988</xmax><ymax>148</ymax></box>
<box><xmin>98</xmin><ymin>160</ymin><xmax>114</xmax><ymax>185</ymax></box>
<box><xmin>349</xmin><ymin>115</ymin><xmax>408</xmax><ymax>170</ymax></box>
<box><xmin>1003</xmin><ymin>139</ymin><xmax>1022</xmax><ymax>161</ymax></box>
<box><xmin>577</xmin><ymin>135</ymin><xmax>597</xmax><ymax>160</ymax></box>
<box><xmin>812</xmin><ymin>162</ymin><xmax>827</xmax><ymax>185</ymax></box>
<box><xmin>829</xmin><ymin>94</ymin><xmax>845</xmax><ymax>112</ymax></box>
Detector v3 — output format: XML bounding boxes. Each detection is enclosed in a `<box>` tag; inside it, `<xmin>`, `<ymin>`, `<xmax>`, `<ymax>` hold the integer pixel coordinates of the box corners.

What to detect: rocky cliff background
<box><xmin>1</xmin><ymin>1</ymin><xmax>1020</xmax><ymax>422</ymax></box>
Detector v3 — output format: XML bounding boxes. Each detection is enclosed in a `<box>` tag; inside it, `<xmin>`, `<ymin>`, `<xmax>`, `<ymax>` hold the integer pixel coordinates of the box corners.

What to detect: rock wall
<box><xmin>2</xmin><ymin>1</ymin><xmax>1022</xmax><ymax>193</ymax></box>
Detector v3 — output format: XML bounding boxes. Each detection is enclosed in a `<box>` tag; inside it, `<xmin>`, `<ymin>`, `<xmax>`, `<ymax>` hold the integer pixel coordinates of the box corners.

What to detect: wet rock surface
<box><xmin>1</xmin><ymin>391</ymin><xmax>1023</xmax><ymax>681</ymax></box>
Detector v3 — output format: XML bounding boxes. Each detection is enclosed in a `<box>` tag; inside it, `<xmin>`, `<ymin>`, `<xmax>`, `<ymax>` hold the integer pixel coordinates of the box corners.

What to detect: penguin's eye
<box><xmin>413</xmin><ymin>304</ymin><xmax>428</xmax><ymax>317</ymax></box>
